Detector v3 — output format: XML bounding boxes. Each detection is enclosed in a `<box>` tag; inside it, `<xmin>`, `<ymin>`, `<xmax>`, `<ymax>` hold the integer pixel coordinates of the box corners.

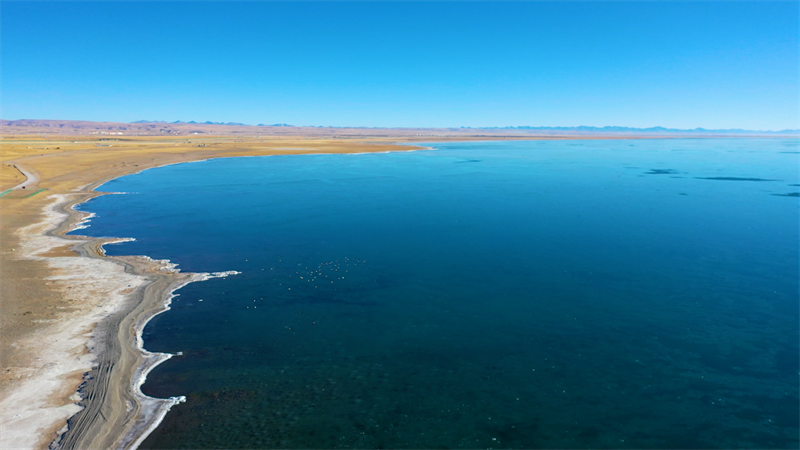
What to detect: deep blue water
<box><xmin>73</xmin><ymin>139</ymin><xmax>799</xmax><ymax>449</ymax></box>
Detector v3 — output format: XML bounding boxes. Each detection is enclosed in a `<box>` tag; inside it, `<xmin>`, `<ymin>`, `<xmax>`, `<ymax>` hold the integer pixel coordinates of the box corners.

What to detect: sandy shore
<box><xmin>1</xmin><ymin>192</ymin><xmax>184</xmax><ymax>448</ymax></box>
<box><xmin>2</xmin><ymin>189</ymin><xmax>246</xmax><ymax>449</ymax></box>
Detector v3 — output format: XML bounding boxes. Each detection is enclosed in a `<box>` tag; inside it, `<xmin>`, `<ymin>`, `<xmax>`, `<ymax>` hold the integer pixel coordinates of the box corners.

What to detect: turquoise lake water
<box><xmin>73</xmin><ymin>139</ymin><xmax>799</xmax><ymax>449</ymax></box>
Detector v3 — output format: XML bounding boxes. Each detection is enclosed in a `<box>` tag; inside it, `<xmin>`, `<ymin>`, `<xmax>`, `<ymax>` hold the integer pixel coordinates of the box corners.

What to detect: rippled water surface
<box><xmin>75</xmin><ymin>139</ymin><xmax>799</xmax><ymax>449</ymax></box>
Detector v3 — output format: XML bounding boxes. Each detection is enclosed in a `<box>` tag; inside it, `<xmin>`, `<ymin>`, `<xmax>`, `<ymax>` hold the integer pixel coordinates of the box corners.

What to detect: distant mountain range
<box><xmin>3</xmin><ymin>119</ymin><xmax>798</xmax><ymax>137</ymax></box>
<box><xmin>130</xmin><ymin>121</ymin><xmax>798</xmax><ymax>134</ymax></box>
<box><xmin>132</xmin><ymin>120</ymin><xmax>250</xmax><ymax>126</ymax></box>
<box><xmin>464</xmin><ymin>125</ymin><xmax>800</xmax><ymax>135</ymax></box>
<box><xmin>133</xmin><ymin>120</ymin><xmax>294</xmax><ymax>127</ymax></box>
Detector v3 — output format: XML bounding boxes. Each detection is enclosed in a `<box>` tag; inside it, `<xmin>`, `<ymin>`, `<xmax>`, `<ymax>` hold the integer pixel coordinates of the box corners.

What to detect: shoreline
<box><xmin>0</xmin><ymin>191</ymin><xmax>158</xmax><ymax>449</ymax></box>
<box><xmin>64</xmin><ymin>146</ymin><xmax>432</xmax><ymax>447</ymax></box>
<box><xmin>17</xmin><ymin>191</ymin><xmax>202</xmax><ymax>450</ymax></box>
<box><xmin>1</xmin><ymin>142</ymin><xmax>433</xmax><ymax>450</ymax></box>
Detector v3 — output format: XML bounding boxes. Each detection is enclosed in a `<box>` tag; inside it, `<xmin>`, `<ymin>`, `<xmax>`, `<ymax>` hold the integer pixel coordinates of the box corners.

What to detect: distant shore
<box><xmin>0</xmin><ymin>133</ymin><xmax>792</xmax><ymax>449</ymax></box>
<box><xmin>3</xmin><ymin>118</ymin><xmax>797</xmax><ymax>138</ymax></box>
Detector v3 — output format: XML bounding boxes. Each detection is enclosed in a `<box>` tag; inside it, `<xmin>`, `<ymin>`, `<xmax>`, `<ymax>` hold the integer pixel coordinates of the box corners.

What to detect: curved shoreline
<box><xmin>4</xmin><ymin>145</ymin><xmax>433</xmax><ymax>450</ymax></box>
<box><xmin>43</xmin><ymin>147</ymin><xmax>430</xmax><ymax>449</ymax></box>
<box><xmin>38</xmin><ymin>192</ymin><xmax>197</xmax><ymax>450</ymax></box>
<box><xmin>0</xmin><ymin>137</ymin><xmax>635</xmax><ymax>449</ymax></box>
<box><xmin>43</xmin><ymin>168</ymin><xmax>264</xmax><ymax>448</ymax></box>
<box><xmin>2</xmin><ymin>137</ymin><xmax>594</xmax><ymax>449</ymax></box>
<box><xmin>0</xmin><ymin>189</ymin><xmax>168</xmax><ymax>449</ymax></box>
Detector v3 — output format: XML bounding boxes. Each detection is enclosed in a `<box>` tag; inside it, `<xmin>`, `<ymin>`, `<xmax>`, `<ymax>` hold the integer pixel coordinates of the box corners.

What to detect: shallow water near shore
<box><xmin>74</xmin><ymin>139</ymin><xmax>799</xmax><ymax>449</ymax></box>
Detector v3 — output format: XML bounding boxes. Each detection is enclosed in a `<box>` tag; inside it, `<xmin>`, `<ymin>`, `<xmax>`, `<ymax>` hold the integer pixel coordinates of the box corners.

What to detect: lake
<box><xmin>74</xmin><ymin>139</ymin><xmax>799</xmax><ymax>449</ymax></box>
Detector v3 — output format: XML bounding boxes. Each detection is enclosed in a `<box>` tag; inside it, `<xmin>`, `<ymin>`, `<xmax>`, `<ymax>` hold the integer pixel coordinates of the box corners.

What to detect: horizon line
<box><xmin>2</xmin><ymin>118</ymin><xmax>798</xmax><ymax>134</ymax></box>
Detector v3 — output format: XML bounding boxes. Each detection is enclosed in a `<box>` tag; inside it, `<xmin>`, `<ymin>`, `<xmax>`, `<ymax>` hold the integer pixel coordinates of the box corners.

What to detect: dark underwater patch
<box><xmin>645</xmin><ymin>169</ymin><xmax>679</xmax><ymax>175</ymax></box>
<box><xmin>695</xmin><ymin>177</ymin><xmax>778</xmax><ymax>182</ymax></box>
<box><xmin>778</xmin><ymin>151</ymin><xmax>800</xmax><ymax>154</ymax></box>
<box><xmin>455</xmin><ymin>159</ymin><xmax>482</xmax><ymax>163</ymax></box>
<box><xmin>772</xmin><ymin>192</ymin><xmax>800</xmax><ymax>197</ymax></box>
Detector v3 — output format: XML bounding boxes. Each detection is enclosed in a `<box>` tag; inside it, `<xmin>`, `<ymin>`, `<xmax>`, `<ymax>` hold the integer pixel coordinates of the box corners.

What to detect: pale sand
<box><xmin>0</xmin><ymin>194</ymin><xmax>151</xmax><ymax>449</ymax></box>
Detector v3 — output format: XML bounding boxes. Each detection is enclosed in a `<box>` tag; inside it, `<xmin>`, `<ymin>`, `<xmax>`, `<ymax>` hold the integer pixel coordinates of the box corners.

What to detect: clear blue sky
<box><xmin>2</xmin><ymin>1</ymin><xmax>798</xmax><ymax>130</ymax></box>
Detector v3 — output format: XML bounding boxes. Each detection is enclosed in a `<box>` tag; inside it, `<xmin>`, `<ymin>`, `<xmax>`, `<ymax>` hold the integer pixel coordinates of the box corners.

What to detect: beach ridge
<box><xmin>0</xmin><ymin>189</ymin><xmax>197</xmax><ymax>449</ymax></box>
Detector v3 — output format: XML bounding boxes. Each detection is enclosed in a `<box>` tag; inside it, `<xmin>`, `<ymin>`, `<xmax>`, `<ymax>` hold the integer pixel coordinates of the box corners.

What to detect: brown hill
<box><xmin>0</xmin><ymin>119</ymin><xmax>528</xmax><ymax>138</ymax></box>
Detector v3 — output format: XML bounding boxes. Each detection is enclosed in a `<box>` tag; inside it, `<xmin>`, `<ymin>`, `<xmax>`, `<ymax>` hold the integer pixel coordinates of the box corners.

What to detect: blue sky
<box><xmin>2</xmin><ymin>1</ymin><xmax>797</xmax><ymax>130</ymax></box>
